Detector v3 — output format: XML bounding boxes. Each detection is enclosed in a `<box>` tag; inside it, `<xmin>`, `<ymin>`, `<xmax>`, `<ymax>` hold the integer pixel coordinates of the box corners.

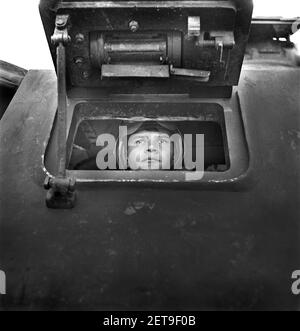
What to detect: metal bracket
<box><xmin>101</xmin><ymin>64</ymin><xmax>210</xmax><ymax>81</ymax></box>
<box><xmin>187</xmin><ymin>16</ymin><xmax>235</xmax><ymax>64</ymax></box>
<box><xmin>51</xmin><ymin>15</ymin><xmax>71</xmax><ymax>45</ymax></box>
<box><xmin>102</xmin><ymin>64</ymin><xmax>170</xmax><ymax>78</ymax></box>
<box><xmin>188</xmin><ymin>16</ymin><xmax>201</xmax><ymax>38</ymax></box>
<box><xmin>44</xmin><ymin>176</ymin><xmax>76</xmax><ymax>209</ymax></box>
<box><xmin>170</xmin><ymin>65</ymin><xmax>211</xmax><ymax>81</ymax></box>
<box><xmin>45</xmin><ymin>14</ymin><xmax>76</xmax><ymax>209</ymax></box>
<box><xmin>196</xmin><ymin>31</ymin><xmax>235</xmax><ymax>64</ymax></box>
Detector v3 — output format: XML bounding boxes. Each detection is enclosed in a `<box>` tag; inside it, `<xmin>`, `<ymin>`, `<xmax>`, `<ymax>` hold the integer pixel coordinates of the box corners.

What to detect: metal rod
<box><xmin>104</xmin><ymin>40</ymin><xmax>167</xmax><ymax>53</ymax></box>
<box><xmin>57</xmin><ymin>42</ymin><xmax>67</xmax><ymax>177</ymax></box>
<box><xmin>58</xmin><ymin>1</ymin><xmax>236</xmax><ymax>10</ymax></box>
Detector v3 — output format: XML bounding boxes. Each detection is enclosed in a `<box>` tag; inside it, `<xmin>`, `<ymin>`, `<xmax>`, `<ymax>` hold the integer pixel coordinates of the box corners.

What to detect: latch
<box><xmin>45</xmin><ymin>14</ymin><xmax>76</xmax><ymax>209</ymax></box>
<box><xmin>196</xmin><ymin>31</ymin><xmax>235</xmax><ymax>64</ymax></box>
<box><xmin>188</xmin><ymin>16</ymin><xmax>235</xmax><ymax>64</ymax></box>
<box><xmin>44</xmin><ymin>177</ymin><xmax>76</xmax><ymax>209</ymax></box>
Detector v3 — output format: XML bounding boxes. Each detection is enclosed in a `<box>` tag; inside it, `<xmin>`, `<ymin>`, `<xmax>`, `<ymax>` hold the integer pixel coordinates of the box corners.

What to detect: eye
<box><xmin>134</xmin><ymin>138</ymin><xmax>144</xmax><ymax>145</ymax></box>
<box><xmin>158</xmin><ymin>138</ymin><xmax>169</xmax><ymax>144</ymax></box>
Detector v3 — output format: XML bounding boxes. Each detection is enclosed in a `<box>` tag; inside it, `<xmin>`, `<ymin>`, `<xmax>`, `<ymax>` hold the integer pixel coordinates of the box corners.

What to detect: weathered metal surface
<box><xmin>0</xmin><ymin>61</ymin><xmax>27</xmax><ymax>90</ymax></box>
<box><xmin>246</xmin><ymin>18</ymin><xmax>300</xmax><ymax>67</ymax></box>
<box><xmin>250</xmin><ymin>18</ymin><xmax>300</xmax><ymax>40</ymax></box>
<box><xmin>0</xmin><ymin>64</ymin><xmax>299</xmax><ymax>309</ymax></box>
<box><xmin>0</xmin><ymin>61</ymin><xmax>27</xmax><ymax>120</ymax></box>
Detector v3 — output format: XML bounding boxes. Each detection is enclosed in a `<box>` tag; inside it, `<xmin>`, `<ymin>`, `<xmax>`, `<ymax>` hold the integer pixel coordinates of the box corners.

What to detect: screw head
<box><xmin>44</xmin><ymin>176</ymin><xmax>52</xmax><ymax>190</ymax></box>
<box><xmin>129</xmin><ymin>20</ymin><xmax>139</xmax><ymax>32</ymax></box>
<box><xmin>74</xmin><ymin>57</ymin><xmax>84</xmax><ymax>66</ymax></box>
<box><xmin>69</xmin><ymin>177</ymin><xmax>76</xmax><ymax>192</ymax></box>
<box><xmin>82</xmin><ymin>71</ymin><xmax>90</xmax><ymax>79</ymax></box>
<box><xmin>56</xmin><ymin>18</ymin><xmax>64</xmax><ymax>26</ymax></box>
<box><xmin>75</xmin><ymin>33</ymin><xmax>85</xmax><ymax>44</ymax></box>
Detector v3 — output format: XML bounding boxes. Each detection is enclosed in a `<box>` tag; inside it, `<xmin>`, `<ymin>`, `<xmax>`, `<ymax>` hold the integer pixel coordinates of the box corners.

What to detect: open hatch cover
<box><xmin>40</xmin><ymin>0</ymin><xmax>253</xmax><ymax>88</ymax></box>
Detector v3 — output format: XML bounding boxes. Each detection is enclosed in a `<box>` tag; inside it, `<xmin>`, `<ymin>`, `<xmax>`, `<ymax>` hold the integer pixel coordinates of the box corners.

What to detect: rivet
<box><xmin>82</xmin><ymin>71</ymin><xmax>90</xmax><ymax>79</ymax></box>
<box><xmin>75</xmin><ymin>33</ymin><xmax>85</xmax><ymax>43</ymax></box>
<box><xmin>129</xmin><ymin>20</ymin><xmax>139</xmax><ymax>32</ymax></box>
<box><xmin>56</xmin><ymin>18</ymin><xmax>65</xmax><ymax>27</ymax></box>
<box><xmin>74</xmin><ymin>57</ymin><xmax>84</xmax><ymax>66</ymax></box>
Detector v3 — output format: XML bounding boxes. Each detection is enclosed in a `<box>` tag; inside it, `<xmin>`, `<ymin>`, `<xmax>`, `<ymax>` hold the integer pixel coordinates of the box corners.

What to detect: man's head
<box><xmin>118</xmin><ymin>121</ymin><xmax>182</xmax><ymax>170</ymax></box>
<box><xmin>128</xmin><ymin>129</ymin><xmax>172</xmax><ymax>170</ymax></box>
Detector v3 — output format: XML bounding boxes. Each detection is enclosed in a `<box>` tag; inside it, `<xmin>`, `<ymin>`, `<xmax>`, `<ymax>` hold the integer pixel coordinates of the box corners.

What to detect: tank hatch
<box><xmin>40</xmin><ymin>0</ymin><xmax>253</xmax><ymax>88</ymax></box>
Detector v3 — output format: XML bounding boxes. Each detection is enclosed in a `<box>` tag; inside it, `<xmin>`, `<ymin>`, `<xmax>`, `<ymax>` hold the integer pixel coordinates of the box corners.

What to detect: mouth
<box><xmin>141</xmin><ymin>158</ymin><xmax>160</xmax><ymax>163</ymax></box>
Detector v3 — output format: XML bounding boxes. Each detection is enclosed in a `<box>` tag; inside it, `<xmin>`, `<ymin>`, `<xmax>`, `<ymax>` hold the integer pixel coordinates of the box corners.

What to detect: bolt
<box><xmin>57</xmin><ymin>18</ymin><xmax>64</xmax><ymax>26</ymax></box>
<box><xmin>129</xmin><ymin>20</ymin><xmax>139</xmax><ymax>32</ymax></box>
<box><xmin>75</xmin><ymin>33</ymin><xmax>85</xmax><ymax>44</ymax></box>
<box><xmin>69</xmin><ymin>177</ymin><xmax>76</xmax><ymax>192</ymax></box>
<box><xmin>82</xmin><ymin>71</ymin><xmax>90</xmax><ymax>79</ymax></box>
<box><xmin>74</xmin><ymin>57</ymin><xmax>84</xmax><ymax>66</ymax></box>
<box><xmin>44</xmin><ymin>176</ymin><xmax>52</xmax><ymax>190</ymax></box>
<box><xmin>56</xmin><ymin>17</ymin><xmax>66</xmax><ymax>29</ymax></box>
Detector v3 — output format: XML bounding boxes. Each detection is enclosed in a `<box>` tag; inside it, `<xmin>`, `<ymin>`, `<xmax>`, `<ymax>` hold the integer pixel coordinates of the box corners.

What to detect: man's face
<box><xmin>127</xmin><ymin>131</ymin><xmax>172</xmax><ymax>170</ymax></box>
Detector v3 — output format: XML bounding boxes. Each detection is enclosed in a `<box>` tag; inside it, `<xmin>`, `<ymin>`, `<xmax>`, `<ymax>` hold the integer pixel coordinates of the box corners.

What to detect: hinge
<box><xmin>44</xmin><ymin>177</ymin><xmax>76</xmax><ymax>209</ymax></box>
<box><xmin>51</xmin><ymin>15</ymin><xmax>71</xmax><ymax>45</ymax></box>
<box><xmin>45</xmin><ymin>14</ymin><xmax>76</xmax><ymax>209</ymax></box>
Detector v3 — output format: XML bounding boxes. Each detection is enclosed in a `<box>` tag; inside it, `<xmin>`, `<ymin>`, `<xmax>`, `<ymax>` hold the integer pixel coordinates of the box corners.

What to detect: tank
<box><xmin>0</xmin><ymin>0</ymin><xmax>299</xmax><ymax>310</ymax></box>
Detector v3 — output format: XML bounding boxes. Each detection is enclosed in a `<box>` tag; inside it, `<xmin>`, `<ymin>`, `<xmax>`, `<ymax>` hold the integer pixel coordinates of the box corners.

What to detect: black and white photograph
<box><xmin>0</xmin><ymin>0</ymin><xmax>299</xmax><ymax>315</ymax></box>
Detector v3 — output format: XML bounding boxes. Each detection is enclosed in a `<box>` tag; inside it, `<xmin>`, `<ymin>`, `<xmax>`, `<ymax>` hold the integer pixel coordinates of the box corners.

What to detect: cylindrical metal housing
<box><xmin>90</xmin><ymin>31</ymin><xmax>182</xmax><ymax>68</ymax></box>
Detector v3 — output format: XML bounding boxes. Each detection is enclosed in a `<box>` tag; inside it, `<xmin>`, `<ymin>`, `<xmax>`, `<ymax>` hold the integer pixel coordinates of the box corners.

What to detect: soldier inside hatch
<box><xmin>117</xmin><ymin>121</ymin><xmax>183</xmax><ymax>170</ymax></box>
<box><xmin>72</xmin><ymin>121</ymin><xmax>183</xmax><ymax>171</ymax></box>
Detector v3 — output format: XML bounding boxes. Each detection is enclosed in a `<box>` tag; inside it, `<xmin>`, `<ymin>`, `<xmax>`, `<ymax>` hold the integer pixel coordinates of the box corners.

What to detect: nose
<box><xmin>147</xmin><ymin>142</ymin><xmax>157</xmax><ymax>152</ymax></box>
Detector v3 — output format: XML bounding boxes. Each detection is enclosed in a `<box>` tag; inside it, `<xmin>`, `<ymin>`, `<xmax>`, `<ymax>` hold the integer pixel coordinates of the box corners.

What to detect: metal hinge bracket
<box><xmin>44</xmin><ymin>176</ymin><xmax>76</xmax><ymax>209</ymax></box>
<box><xmin>51</xmin><ymin>15</ymin><xmax>71</xmax><ymax>45</ymax></box>
<box><xmin>45</xmin><ymin>14</ymin><xmax>76</xmax><ymax>209</ymax></box>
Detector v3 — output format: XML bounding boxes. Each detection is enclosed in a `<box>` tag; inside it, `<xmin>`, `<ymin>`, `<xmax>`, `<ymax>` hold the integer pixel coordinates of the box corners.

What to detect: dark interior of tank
<box><xmin>67</xmin><ymin>119</ymin><xmax>229</xmax><ymax>171</ymax></box>
<box><xmin>53</xmin><ymin>101</ymin><xmax>231</xmax><ymax>174</ymax></box>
